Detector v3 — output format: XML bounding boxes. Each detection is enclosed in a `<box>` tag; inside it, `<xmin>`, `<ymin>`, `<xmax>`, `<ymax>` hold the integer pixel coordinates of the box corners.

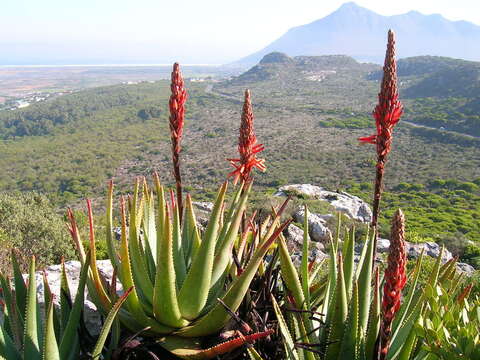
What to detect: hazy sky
<box><xmin>1</xmin><ymin>0</ymin><xmax>479</xmax><ymax>64</ymax></box>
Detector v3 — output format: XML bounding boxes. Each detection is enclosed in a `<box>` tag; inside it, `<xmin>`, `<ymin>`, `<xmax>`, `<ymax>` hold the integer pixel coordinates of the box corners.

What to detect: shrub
<box><xmin>0</xmin><ymin>192</ymin><xmax>75</xmax><ymax>272</ymax></box>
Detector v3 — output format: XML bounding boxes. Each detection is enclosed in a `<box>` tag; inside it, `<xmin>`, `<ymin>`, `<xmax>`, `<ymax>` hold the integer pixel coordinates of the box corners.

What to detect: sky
<box><xmin>1</xmin><ymin>0</ymin><xmax>480</xmax><ymax>65</ymax></box>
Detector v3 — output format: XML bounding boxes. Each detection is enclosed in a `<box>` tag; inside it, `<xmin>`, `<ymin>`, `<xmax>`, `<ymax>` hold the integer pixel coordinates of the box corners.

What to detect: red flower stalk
<box><xmin>360</xmin><ymin>30</ymin><xmax>403</xmax><ymax>255</ymax></box>
<box><xmin>169</xmin><ymin>62</ymin><xmax>187</xmax><ymax>221</ymax></box>
<box><xmin>228</xmin><ymin>89</ymin><xmax>265</xmax><ymax>185</ymax></box>
<box><xmin>457</xmin><ymin>284</ymin><xmax>473</xmax><ymax>304</ymax></box>
<box><xmin>379</xmin><ymin>209</ymin><xmax>407</xmax><ymax>360</ymax></box>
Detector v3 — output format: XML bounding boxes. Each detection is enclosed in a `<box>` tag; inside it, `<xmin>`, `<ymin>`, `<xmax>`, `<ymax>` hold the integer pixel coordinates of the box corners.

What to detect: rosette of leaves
<box><xmin>68</xmin><ymin>175</ymin><xmax>289</xmax><ymax>359</ymax></box>
<box><xmin>0</xmin><ymin>252</ymin><xmax>130</xmax><ymax>360</ymax></box>
<box><xmin>415</xmin><ymin>273</ymin><xmax>480</xmax><ymax>358</ymax></box>
<box><xmin>270</xmin><ymin>207</ymin><xmax>460</xmax><ymax>360</ymax></box>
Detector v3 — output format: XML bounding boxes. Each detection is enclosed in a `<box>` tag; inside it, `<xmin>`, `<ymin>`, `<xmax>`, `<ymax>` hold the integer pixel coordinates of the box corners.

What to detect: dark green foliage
<box><xmin>0</xmin><ymin>192</ymin><xmax>75</xmax><ymax>272</ymax></box>
<box><xmin>347</xmin><ymin>178</ymin><xmax>480</xmax><ymax>259</ymax></box>
<box><xmin>404</xmin><ymin>97</ymin><xmax>480</xmax><ymax>137</ymax></box>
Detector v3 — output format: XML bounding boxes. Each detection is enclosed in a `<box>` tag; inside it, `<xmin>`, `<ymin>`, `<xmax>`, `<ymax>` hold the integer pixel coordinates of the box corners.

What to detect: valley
<box><xmin>0</xmin><ymin>53</ymin><xmax>478</xmax><ymax>261</ymax></box>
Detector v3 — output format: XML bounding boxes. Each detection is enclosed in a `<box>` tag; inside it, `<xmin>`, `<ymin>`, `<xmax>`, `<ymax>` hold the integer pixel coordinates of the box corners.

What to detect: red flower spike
<box><xmin>379</xmin><ymin>209</ymin><xmax>407</xmax><ymax>360</ymax></box>
<box><xmin>169</xmin><ymin>63</ymin><xmax>187</xmax><ymax>221</ymax></box>
<box><xmin>228</xmin><ymin>89</ymin><xmax>265</xmax><ymax>185</ymax></box>
<box><xmin>362</xmin><ymin>30</ymin><xmax>403</xmax><ymax>262</ymax></box>
<box><xmin>360</xmin><ymin>29</ymin><xmax>403</xmax><ymax>160</ymax></box>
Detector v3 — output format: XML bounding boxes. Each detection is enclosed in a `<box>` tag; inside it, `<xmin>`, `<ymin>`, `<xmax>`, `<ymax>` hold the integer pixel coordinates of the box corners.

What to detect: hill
<box><xmin>235</xmin><ymin>2</ymin><xmax>480</xmax><ymax>65</ymax></box>
<box><xmin>0</xmin><ymin>54</ymin><xmax>478</xmax><ymax>246</ymax></box>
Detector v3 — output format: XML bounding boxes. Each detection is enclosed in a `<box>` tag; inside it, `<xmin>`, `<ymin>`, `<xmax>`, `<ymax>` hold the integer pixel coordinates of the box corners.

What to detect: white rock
<box><xmin>192</xmin><ymin>201</ymin><xmax>214</xmax><ymax>212</ymax></box>
<box><xmin>283</xmin><ymin>224</ymin><xmax>305</xmax><ymax>250</ymax></box>
<box><xmin>293</xmin><ymin>209</ymin><xmax>332</xmax><ymax>243</ymax></box>
<box><xmin>276</xmin><ymin>184</ymin><xmax>372</xmax><ymax>222</ymax></box>
<box><xmin>30</xmin><ymin>260</ymin><xmax>118</xmax><ymax>336</ymax></box>
<box><xmin>406</xmin><ymin>242</ymin><xmax>453</xmax><ymax>263</ymax></box>
<box><xmin>355</xmin><ymin>238</ymin><xmax>391</xmax><ymax>253</ymax></box>
<box><xmin>456</xmin><ymin>262</ymin><xmax>476</xmax><ymax>275</ymax></box>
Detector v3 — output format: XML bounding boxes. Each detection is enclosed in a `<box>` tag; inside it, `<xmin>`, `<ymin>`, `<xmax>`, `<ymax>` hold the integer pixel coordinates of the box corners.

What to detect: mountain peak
<box><xmin>337</xmin><ymin>2</ymin><xmax>361</xmax><ymax>10</ymax></box>
<box><xmin>234</xmin><ymin>4</ymin><xmax>480</xmax><ymax>66</ymax></box>
<box><xmin>259</xmin><ymin>52</ymin><xmax>293</xmax><ymax>64</ymax></box>
<box><xmin>333</xmin><ymin>2</ymin><xmax>373</xmax><ymax>15</ymax></box>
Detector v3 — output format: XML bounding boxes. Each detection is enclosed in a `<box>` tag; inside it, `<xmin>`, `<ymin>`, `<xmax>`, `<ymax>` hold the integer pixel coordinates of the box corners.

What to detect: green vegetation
<box><xmin>0</xmin><ymin>253</ymin><xmax>131</xmax><ymax>360</ymax></box>
<box><xmin>0</xmin><ymin>55</ymin><xmax>478</xmax><ymax>270</ymax></box>
<box><xmin>404</xmin><ymin>97</ymin><xmax>480</xmax><ymax>137</ymax></box>
<box><xmin>0</xmin><ymin>192</ymin><xmax>75</xmax><ymax>271</ymax></box>
<box><xmin>344</xmin><ymin>179</ymin><xmax>480</xmax><ymax>264</ymax></box>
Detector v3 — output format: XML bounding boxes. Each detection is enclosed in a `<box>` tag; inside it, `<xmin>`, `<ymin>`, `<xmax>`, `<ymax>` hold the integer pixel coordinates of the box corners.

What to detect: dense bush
<box><xmin>0</xmin><ymin>192</ymin><xmax>75</xmax><ymax>271</ymax></box>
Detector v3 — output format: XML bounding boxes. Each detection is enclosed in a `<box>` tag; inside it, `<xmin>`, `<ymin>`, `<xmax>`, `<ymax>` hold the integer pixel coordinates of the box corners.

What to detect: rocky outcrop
<box><xmin>192</xmin><ymin>201</ymin><xmax>214</xmax><ymax>229</ymax></box>
<box><xmin>283</xmin><ymin>223</ymin><xmax>305</xmax><ymax>250</ymax></box>
<box><xmin>456</xmin><ymin>262</ymin><xmax>476</xmax><ymax>275</ymax></box>
<box><xmin>406</xmin><ymin>242</ymin><xmax>453</xmax><ymax>263</ymax></box>
<box><xmin>275</xmin><ymin>184</ymin><xmax>372</xmax><ymax>222</ymax></box>
<box><xmin>355</xmin><ymin>239</ymin><xmax>454</xmax><ymax>263</ymax></box>
<box><xmin>33</xmin><ymin>260</ymin><xmax>117</xmax><ymax>336</ymax></box>
<box><xmin>292</xmin><ymin>208</ymin><xmax>332</xmax><ymax>243</ymax></box>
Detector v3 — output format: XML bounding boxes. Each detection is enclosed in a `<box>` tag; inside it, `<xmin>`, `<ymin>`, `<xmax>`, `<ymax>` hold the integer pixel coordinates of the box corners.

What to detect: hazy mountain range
<box><xmin>236</xmin><ymin>2</ymin><xmax>480</xmax><ymax>65</ymax></box>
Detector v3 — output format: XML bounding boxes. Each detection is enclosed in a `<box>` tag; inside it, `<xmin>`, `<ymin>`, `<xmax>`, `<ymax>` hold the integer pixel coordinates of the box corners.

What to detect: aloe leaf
<box><xmin>59</xmin><ymin>260</ymin><xmax>72</xmax><ymax>334</ymax></box>
<box><xmin>172</xmin><ymin>199</ymin><xmax>187</xmax><ymax>288</ymax></box>
<box><xmin>105</xmin><ymin>317</ymin><xmax>121</xmax><ymax>360</ymax></box>
<box><xmin>178</xmin><ymin>183</ymin><xmax>228</xmax><ymax>320</ymax></box>
<box><xmin>42</xmin><ymin>271</ymin><xmax>60</xmax><ymax>341</ymax></box>
<box><xmin>0</xmin><ymin>275</ymin><xmax>23</xmax><ymax>350</ymax></box>
<box><xmin>325</xmin><ymin>255</ymin><xmax>348</xmax><ymax>359</ymax></box>
<box><xmin>438</xmin><ymin>257</ymin><xmax>456</xmax><ymax>283</ymax></box>
<box><xmin>365</xmin><ymin>268</ymin><xmax>380</xmax><ymax>359</ymax></box>
<box><xmin>396</xmin><ymin>325</ymin><xmax>417</xmax><ymax>360</ymax></box>
<box><xmin>106</xmin><ymin>180</ymin><xmax>121</xmax><ymax>277</ymax></box>
<box><xmin>426</xmin><ymin>246</ymin><xmax>444</xmax><ymax>287</ymax></box>
<box><xmin>354</xmin><ymin>230</ymin><xmax>371</xmax><ymax>280</ymax></box>
<box><xmin>140</xmin><ymin>186</ymin><xmax>157</xmax><ymax>282</ymax></box>
<box><xmin>43</xmin><ymin>298</ymin><xmax>60</xmax><ymax>360</ymax></box>
<box><xmin>153</xmin><ymin>173</ymin><xmax>166</xmax><ymax>251</ymax></box>
<box><xmin>118</xmin><ymin>198</ymin><xmax>175</xmax><ymax>334</ymax></box>
<box><xmin>214</xmin><ymin>182</ymin><xmax>244</xmax><ymax>254</ymax></box>
<box><xmin>357</xmin><ymin>231</ymin><xmax>374</xmax><ymax>336</ymax></box>
<box><xmin>278</xmin><ymin>234</ymin><xmax>307</xmax><ymax>310</ymax></box>
<box><xmin>338</xmin><ymin>281</ymin><xmax>359</xmax><ymax>359</ymax></box>
<box><xmin>182</xmin><ymin>195</ymin><xmax>202</xmax><ymax>263</ymax></box>
<box><xmin>143</xmin><ymin>181</ymin><xmax>158</xmax><ymax>263</ymax></box>
<box><xmin>91</xmin><ymin>287</ymin><xmax>133</xmax><ymax>359</ymax></box>
<box><xmin>127</xmin><ymin>180</ymin><xmax>154</xmax><ymax>301</ymax></box>
<box><xmin>23</xmin><ymin>257</ymin><xmax>41</xmax><ymax>360</ymax></box>
<box><xmin>271</xmin><ymin>296</ymin><xmax>300</xmax><ymax>360</ymax></box>
<box><xmin>86</xmin><ymin>199</ymin><xmax>113</xmax><ymax>311</ymax></box>
<box><xmin>58</xmin><ymin>252</ymin><xmax>92</xmax><ymax>359</ymax></box>
<box><xmin>158</xmin><ymin>331</ymin><xmax>273</xmax><ymax>360</ymax></box>
<box><xmin>392</xmin><ymin>251</ymin><xmax>424</xmax><ymax>341</ymax></box>
<box><xmin>319</xmin><ymin>236</ymin><xmax>338</xmax><ymax>344</ymax></box>
<box><xmin>301</xmin><ymin>205</ymin><xmax>310</xmax><ymax>308</ymax></box>
<box><xmin>153</xmin><ymin>204</ymin><xmax>188</xmax><ymax>328</ymax></box>
<box><xmin>247</xmin><ymin>347</ymin><xmax>265</xmax><ymax>360</ymax></box>
<box><xmin>11</xmin><ymin>252</ymin><xmax>27</xmax><ymax>320</ymax></box>
<box><xmin>211</xmin><ymin>183</ymin><xmax>249</xmax><ymax>287</ymax></box>
<box><xmin>387</xmin><ymin>294</ymin><xmax>424</xmax><ymax>360</ymax></box>
<box><xmin>342</xmin><ymin>227</ymin><xmax>355</xmax><ymax>298</ymax></box>
<box><xmin>177</xmin><ymin>220</ymin><xmax>290</xmax><ymax>337</ymax></box>
<box><xmin>0</xmin><ymin>325</ymin><xmax>21</xmax><ymax>360</ymax></box>
<box><xmin>278</xmin><ymin>232</ymin><xmax>318</xmax><ymax>352</ymax></box>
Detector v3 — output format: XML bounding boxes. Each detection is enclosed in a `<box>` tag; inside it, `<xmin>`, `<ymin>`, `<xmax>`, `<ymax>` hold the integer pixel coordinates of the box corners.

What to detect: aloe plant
<box><xmin>0</xmin><ymin>252</ymin><xmax>130</xmax><ymax>360</ymax></box>
<box><xmin>415</xmin><ymin>272</ymin><xmax>480</xmax><ymax>359</ymax></box>
<box><xmin>270</xmin><ymin>208</ymin><xmax>459</xmax><ymax>360</ymax></box>
<box><xmin>68</xmin><ymin>176</ymin><xmax>289</xmax><ymax>358</ymax></box>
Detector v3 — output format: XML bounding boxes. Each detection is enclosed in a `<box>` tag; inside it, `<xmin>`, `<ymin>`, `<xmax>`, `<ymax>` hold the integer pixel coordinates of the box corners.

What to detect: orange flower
<box><xmin>228</xmin><ymin>89</ymin><xmax>265</xmax><ymax>185</ymax></box>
